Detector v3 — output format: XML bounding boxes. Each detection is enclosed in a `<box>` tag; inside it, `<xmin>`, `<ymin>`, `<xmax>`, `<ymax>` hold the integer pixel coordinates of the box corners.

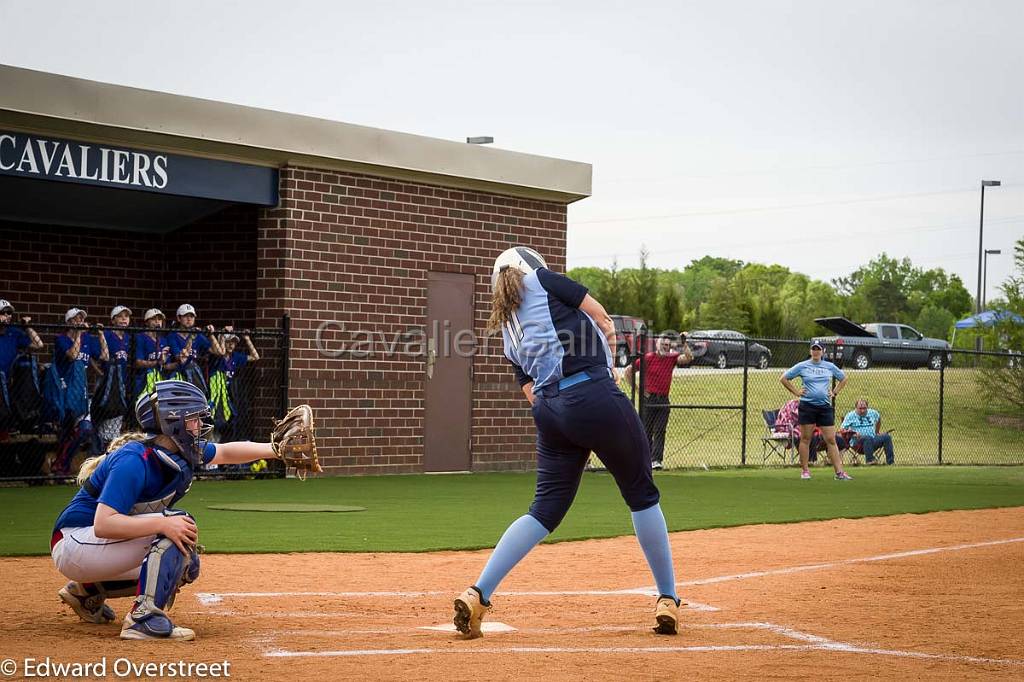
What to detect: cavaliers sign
<box><xmin>0</xmin><ymin>131</ymin><xmax>278</xmax><ymax>206</ymax></box>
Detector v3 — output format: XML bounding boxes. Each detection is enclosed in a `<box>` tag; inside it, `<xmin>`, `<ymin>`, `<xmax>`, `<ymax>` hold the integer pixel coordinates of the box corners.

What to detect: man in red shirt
<box><xmin>623</xmin><ymin>334</ymin><xmax>693</xmax><ymax>469</ymax></box>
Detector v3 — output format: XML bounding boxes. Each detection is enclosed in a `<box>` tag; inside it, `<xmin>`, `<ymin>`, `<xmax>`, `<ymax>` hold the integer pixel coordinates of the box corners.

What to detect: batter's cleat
<box><xmin>800</xmin><ymin>470</ymin><xmax>812</xmax><ymax>480</ymax></box>
<box><xmin>120</xmin><ymin>604</ymin><xmax>195</xmax><ymax>641</ymax></box>
<box><xmin>835</xmin><ymin>472</ymin><xmax>854</xmax><ymax>481</ymax></box>
<box><xmin>58</xmin><ymin>582</ymin><xmax>116</xmax><ymax>624</ymax></box>
<box><xmin>653</xmin><ymin>595</ymin><xmax>679</xmax><ymax>635</ymax></box>
<box><xmin>651</xmin><ymin>461</ymin><xmax>663</xmax><ymax>470</ymax></box>
<box><xmin>453</xmin><ymin>586</ymin><xmax>491</xmax><ymax>639</ymax></box>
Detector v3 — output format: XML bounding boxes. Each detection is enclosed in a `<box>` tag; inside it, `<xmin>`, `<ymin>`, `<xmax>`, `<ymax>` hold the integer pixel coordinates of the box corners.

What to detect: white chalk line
<box><xmin>678</xmin><ymin>536</ymin><xmax>1024</xmax><ymax>587</ymax></box>
<box><xmin>196</xmin><ymin>590</ymin><xmax>717</xmax><ymax>611</ymax></box>
<box><xmin>260</xmin><ymin>620</ymin><xmax>1024</xmax><ymax>666</ymax></box>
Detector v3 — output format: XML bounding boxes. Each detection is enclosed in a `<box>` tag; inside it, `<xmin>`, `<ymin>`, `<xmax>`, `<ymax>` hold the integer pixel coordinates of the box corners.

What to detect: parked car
<box><xmin>687</xmin><ymin>330</ymin><xmax>772</xmax><ymax>369</ymax></box>
<box><xmin>812</xmin><ymin>317</ymin><xmax>952</xmax><ymax>370</ymax></box>
<box><xmin>609</xmin><ymin>315</ymin><xmax>651</xmax><ymax>366</ymax></box>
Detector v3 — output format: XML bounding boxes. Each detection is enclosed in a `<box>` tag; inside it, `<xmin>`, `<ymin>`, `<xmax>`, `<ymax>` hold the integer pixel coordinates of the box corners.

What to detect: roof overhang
<box><xmin>0</xmin><ymin>64</ymin><xmax>592</xmax><ymax>204</ymax></box>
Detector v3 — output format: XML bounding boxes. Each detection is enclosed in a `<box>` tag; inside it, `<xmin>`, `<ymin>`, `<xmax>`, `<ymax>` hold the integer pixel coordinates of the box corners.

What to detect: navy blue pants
<box><xmin>528</xmin><ymin>367</ymin><xmax>661</xmax><ymax>532</ymax></box>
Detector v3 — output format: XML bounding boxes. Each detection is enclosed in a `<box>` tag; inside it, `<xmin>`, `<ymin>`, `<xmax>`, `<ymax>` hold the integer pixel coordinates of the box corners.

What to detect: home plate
<box><xmin>419</xmin><ymin>622</ymin><xmax>518</xmax><ymax>634</ymax></box>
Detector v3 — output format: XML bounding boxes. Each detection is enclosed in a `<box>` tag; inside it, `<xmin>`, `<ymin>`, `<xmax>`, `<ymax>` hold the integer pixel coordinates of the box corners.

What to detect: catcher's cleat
<box><xmin>59</xmin><ymin>582</ymin><xmax>116</xmax><ymax>624</ymax></box>
<box><xmin>120</xmin><ymin>602</ymin><xmax>195</xmax><ymax>641</ymax></box>
<box><xmin>453</xmin><ymin>586</ymin><xmax>491</xmax><ymax>639</ymax></box>
<box><xmin>653</xmin><ymin>596</ymin><xmax>679</xmax><ymax>635</ymax></box>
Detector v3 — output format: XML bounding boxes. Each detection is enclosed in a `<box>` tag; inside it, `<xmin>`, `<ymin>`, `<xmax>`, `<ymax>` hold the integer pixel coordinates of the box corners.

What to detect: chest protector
<box><xmin>82</xmin><ymin>447</ymin><xmax>194</xmax><ymax>515</ymax></box>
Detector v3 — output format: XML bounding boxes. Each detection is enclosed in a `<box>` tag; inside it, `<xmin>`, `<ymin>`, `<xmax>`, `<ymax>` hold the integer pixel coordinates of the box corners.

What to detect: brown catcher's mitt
<box><xmin>270</xmin><ymin>404</ymin><xmax>322</xmax><ymax>479</ymax></box>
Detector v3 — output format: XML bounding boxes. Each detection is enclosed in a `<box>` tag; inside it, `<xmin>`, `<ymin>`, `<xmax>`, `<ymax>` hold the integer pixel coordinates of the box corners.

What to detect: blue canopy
<box><xmin>954</xmin><ymin>310</ymin><xmax>1024</xmax><ymax>329</ymax></box>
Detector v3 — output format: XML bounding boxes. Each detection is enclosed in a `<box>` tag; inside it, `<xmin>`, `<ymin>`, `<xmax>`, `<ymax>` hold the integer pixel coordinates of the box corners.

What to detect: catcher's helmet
<box><xmin>491</xmin><ymin>246</ymin><xmax>547</xmax><ymax>290</ymax></box>
<box><xmin>135</xmin><ymin>380</ymin><xmax>212</xmax><ymax>467</ymax></box>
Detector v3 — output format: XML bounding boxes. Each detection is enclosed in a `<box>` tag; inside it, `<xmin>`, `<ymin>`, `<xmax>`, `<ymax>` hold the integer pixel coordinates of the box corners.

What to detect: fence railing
<box><xmin>0</xmin><ymin>317</ymin><xmax>291</xmax><ymax>482</ymax></box>
<box><xmin>627</xmin><ymin>334</ymin><xmax>1024</xmax><ymax>469</ymax></box>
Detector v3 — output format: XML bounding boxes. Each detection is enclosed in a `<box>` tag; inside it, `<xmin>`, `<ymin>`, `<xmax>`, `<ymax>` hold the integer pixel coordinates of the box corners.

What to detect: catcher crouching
<box><xmin>49</xmin><ymin>379</ymin><xmax>320</xmax><ymax>640</ymax></box>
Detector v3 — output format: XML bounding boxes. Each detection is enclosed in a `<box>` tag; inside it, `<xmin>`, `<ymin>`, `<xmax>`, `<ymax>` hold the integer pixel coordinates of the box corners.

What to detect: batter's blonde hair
<box><xmin>75</xmin><ymin>431</ymin><xmax>150</xmax><ymax>485</ymax></box>
<box><xmin>487</xmin><ymin>267</ymin><xmax>526</xmax><ymax>333</ymax></box>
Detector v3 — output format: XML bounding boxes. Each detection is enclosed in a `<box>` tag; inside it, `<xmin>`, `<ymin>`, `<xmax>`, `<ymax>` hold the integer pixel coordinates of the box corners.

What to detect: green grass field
<box><xmin>3</xmin><ymin>467</ymin><xmax>1022</xmax><ymax>556</ymax></box>
<box><xmin>631</xmin><ymin>367</ymin><xmax>1024</xmax><ymax>468</ymax></box>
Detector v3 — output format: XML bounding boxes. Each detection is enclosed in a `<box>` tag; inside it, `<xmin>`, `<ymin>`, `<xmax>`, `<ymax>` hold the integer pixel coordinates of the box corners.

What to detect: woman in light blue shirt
<box><xmin>781</xmin><ymin>341</ymin><xmax>852</xmax><ymax>481</ymax></box>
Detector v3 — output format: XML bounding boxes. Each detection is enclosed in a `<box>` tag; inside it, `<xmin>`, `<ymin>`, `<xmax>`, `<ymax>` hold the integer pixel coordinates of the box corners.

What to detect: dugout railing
<box><xmin>0</xmin><ymin>316</ymin><xmax>291</xmax><ymax>483</ymax></box>
<box><xmin>628</xmin><ymin>333</ymin><xmax>1024</xmax><ymax>469</ymax></box>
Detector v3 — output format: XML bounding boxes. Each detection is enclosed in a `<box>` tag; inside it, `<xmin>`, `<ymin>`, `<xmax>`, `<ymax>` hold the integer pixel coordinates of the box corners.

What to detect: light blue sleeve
<box><xmin>831</xmin><ymin>363</ymin><xmax>846</xmax><ymax>381</ymax></box>
<box><xmin>783</xmin><ymin>361</ymin><xmax>804</xmax><ymax>380</ymax></box>
<box><xmin>840</xmin><ymin>412</ymin><xmax>855</xmax><ymax>430</ymax></box>
<box><xmin>869</xmin><ymin>409</ymin><xmax>881</xmax><ymax>426</ymax></box>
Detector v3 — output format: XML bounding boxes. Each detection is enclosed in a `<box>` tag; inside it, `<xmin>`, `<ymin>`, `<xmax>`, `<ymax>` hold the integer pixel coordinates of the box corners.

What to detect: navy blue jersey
<box><xmin>501</xmin><ymin>268</ymin><xmax>611</xmax><ymax>391</ymax></box>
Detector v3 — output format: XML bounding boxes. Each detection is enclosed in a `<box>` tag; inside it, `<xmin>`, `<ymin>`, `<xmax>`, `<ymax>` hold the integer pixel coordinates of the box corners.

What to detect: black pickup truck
<box><xmin>812</xmin><ymin>317</ymin><xmax>952</xmax><ymax>370</ymax></box>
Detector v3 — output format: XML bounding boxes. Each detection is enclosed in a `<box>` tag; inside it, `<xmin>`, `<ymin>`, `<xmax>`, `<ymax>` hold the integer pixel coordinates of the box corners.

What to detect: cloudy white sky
<box><xmin>2</xmin><ymin>0</ymin><xmax>1021</xmax><ymax>302</ymax></box>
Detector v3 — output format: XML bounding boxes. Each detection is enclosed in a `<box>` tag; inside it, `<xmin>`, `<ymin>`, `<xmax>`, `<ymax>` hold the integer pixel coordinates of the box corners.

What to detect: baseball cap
<box><xmin>144</xmin><ymin>308</ymin><xmax>166</xmax><ymax>321</ymax></box>
<box><xmin>110</xmin><ymin>305</ymin><xmax>133</xmax><ymax>319</ymax></box>
<box><xmin>223</xmin><ymin>333</ymin><xmax>239</xmax><ymax>343</ymax></box>
<box><xmin>0</xmin><ymin>299</ymin><xmax>13</xmax><ymax>314</ymax></box>
<box><xmin>65</xmin><ymin>307</ymin><xmax>87</xmax><ymax>322</ymax></box>
<box><xmin>810</xmin><ymin>341</ymin><xmax>824</xmax><ymax>350</ymax></box>
<box><xmin>177</xmin><ymin>304</ymin><xmax>196</xmax><ymax>317</ymax></box>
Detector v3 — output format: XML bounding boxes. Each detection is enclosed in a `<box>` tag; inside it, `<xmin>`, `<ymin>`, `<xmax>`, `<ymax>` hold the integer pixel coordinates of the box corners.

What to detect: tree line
<box><xmin>568</xmin><ymin>250</ymin><xmax>976</xmax><ymax>340</ymax></box>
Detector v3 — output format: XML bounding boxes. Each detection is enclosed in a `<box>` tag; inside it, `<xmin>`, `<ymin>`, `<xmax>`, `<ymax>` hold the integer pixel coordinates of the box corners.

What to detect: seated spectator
<box><xmin>840</xmin><ymin>398</ymin><xmax>895</xmax><ymax>465</ymax></box>
<box><xmin>133</xmin><ymin>308</ymin><xmax>167</xmax><ymax>404</ymax></box>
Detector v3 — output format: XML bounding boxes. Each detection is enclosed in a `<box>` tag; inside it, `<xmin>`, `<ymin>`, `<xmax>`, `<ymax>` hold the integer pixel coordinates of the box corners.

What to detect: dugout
<box><xmin>0</xmin><ymin>64</ymin><xmax>591</xmax><ymax>476</ymax></box>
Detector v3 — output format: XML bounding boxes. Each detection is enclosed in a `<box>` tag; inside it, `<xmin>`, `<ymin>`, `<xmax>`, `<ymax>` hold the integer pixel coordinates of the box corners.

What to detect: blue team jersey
<box><xmin>53</xmin><ymin>440</ymin><xmax>216</xmax><ymax>531</ymax></box>
<box><xmin>53</xmin><ymin>333</ymin><xmax>101</xmax><ymax>377</ymax></box>
<box><xmin>783</xmin><ymin>359</ymin><xmax>845</xmax><ymax>406</ymax></box>
<box><xmin>211</xmin><ymin>351</ymin><xmax>248</xmax><ymax>382</ymax></box>
<box><xmin>103</xmin><ymin>330</ymin><xmax>130</xmax><ymax>368</ymax></box>
<box><xmin>0</xmin><ymin>326</ymin><xmax>30</xmax><ymax>376</ymax></box>
<box><xmin>501</xmin><ymin>268</ymin><xmax>610</xmax><ymax>392</ymax></box>
<box><xmin>134</xmin><ymin>333</ymin><xmax>163</xmax><ymax>394</ymax></box>
<box><xmin>162</xmin><ymin>331</ymin><xmax>211</xmax><ymax>369</ymax></box>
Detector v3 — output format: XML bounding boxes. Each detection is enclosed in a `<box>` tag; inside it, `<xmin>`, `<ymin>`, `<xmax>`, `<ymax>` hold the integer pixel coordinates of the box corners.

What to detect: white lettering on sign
<box><xmin>0</xmin><ymin>133</ymin><xmax>170</xmax><ymax>188</ymax></box>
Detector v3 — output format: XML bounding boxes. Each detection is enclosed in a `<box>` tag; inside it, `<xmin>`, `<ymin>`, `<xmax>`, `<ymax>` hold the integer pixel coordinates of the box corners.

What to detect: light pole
<box><xmin>976</xmin><ymin>180</ymin><xmax>1001</xmax><ymax>350</ymax></box>
<box><xmin>977</xmin><ymin>180</ymin><xmax>1001</xmax><ymax>313</ymax></box>
<box><xmin>982</xmin><ymin>249</ymin><xmax>1002</xmax><ymax>310</ymax></box>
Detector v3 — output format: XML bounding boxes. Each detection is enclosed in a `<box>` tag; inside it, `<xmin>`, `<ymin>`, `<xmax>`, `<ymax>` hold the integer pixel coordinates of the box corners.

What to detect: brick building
<box><xmin>0</xmin><ymin>65</ymin><xmax>591</xmax><ymax>475</ymax></box>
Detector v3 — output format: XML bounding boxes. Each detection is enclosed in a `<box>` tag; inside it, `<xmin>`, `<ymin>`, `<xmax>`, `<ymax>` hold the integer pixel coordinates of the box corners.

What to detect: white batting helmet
<box><xmin>491</xmin><ymin>246</ymin><xmax>547</xmax><ymax>290</ymax></box>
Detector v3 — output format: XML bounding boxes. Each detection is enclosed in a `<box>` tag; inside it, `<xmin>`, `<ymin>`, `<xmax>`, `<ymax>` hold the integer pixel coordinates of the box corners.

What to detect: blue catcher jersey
<box><xmin>53</xmin><ymin>440</ymin><xmax>216</xmax><ymax>531</ymax></box>
<box><xmin>501</xmin><ymin>268</ymin><xmax>611</xmax><ymax>392</ymax></box>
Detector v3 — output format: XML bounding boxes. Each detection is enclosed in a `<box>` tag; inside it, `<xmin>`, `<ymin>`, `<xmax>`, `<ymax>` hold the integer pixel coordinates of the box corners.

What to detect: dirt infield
<box><xmin>2</xmin><ymin>507</ymin><xmax>1023</xmax><ymax>680</ymax></box>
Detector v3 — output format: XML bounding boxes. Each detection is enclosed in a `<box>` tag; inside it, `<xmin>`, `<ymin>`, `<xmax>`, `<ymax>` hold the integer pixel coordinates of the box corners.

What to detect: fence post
<box><xmin>938</xmin><ymin>350</ymin><xmax>945</xmax><ymax>465</ymax></box>
<box><xmin>280</xmin><ymin>313</ymin><xmax>291</xmax><ymax>418</ymax></box>
<box><xmin>741</xmin><ymin>338</ymin><xmax>749</xmax><ymax>465</ymax></box>
<box><xmin>638</xmin><ymin>331</ymin><xmax>647</xmax><ymax>425</ymax></box>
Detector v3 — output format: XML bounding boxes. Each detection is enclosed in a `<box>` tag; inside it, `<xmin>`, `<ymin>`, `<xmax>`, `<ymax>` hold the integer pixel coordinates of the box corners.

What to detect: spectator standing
<box><xmin>0</xmin><ymin>299</ymin><xmax>43</xmax><ymax>433</ymax></box>
<box><xmin>94</xmin><ymin>306</ymin><xmax>132</xmax><ymax>450</ymax></box>
<box><xmin>624</xmin><ymin>334</ymin><xmax>693</xmax><ymax>469</ymax></box>
<box><xmin>52</xmin><ymin>308</ymin><xmax>108</xmax><ymax>475</ymax></box>
<box><xmin>161</xmin><ymin>304</ymin><xmax>224</xmax><ymax>394</ymax></box>
<box><xmin>133</xmin><ymin>309</ymin><xmax>167</xmax><ymax>404</ymax></box>
<box><xmin>209</xmin><ymin>327</ymin><xmax>260</xmax><ymax>443</ymax></box>
<box><xmin>780</xmin><ymin>341</ymin><xmax>852</xmax><ymax>481</ymax></box>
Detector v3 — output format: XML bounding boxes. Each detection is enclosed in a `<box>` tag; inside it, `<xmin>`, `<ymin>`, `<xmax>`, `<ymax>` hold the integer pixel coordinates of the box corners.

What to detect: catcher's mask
<box><xmin>491</xmin><ymin>246</ymin><xmax>547</xmax><ymax>291</ymax></box>
<box><xmin>135</xmin><ymin>380</ymin><xmax>213</xmax><ymax>467</ymax></box>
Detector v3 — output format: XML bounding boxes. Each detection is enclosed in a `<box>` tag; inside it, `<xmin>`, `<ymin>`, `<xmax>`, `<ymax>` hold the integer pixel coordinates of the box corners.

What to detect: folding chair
<box><xmin>761</xmin><ymin>409</ymin><xmax>796</xmax><ymax>464</ymax></box>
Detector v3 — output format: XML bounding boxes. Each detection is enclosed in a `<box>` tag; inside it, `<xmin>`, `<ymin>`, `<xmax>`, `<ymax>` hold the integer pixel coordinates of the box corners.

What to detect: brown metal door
<box><xmin>423</xmin><ymin>271</ymin><xmax>474</xmax><ymax>472</ymax></box>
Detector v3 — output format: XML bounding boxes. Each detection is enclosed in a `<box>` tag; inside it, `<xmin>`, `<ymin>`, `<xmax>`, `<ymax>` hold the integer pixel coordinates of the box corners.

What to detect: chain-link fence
<box><xmin>0</xmin><ymin>318</ymin><xmax>290</xmax><ymax>483</ymax></box>
<box><xmin>625</xmin><ymin>334</ymin><xmax>1024</xmax><ymax>469</ymax></box>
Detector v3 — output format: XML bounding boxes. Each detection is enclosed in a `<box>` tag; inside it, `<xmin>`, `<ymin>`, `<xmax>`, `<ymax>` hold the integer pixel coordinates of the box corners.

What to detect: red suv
<box><xmin>610</xmin><ymin>315</ymin><xmax>652</xmax><ymax>366</ymax></box>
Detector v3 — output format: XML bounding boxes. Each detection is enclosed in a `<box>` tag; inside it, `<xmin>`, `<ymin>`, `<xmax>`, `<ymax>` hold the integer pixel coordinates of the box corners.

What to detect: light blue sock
<box><xmin>474</xmin><ymin>514</ymin><xmax>550</xmax><ymax>602</ymax></box>
<box><xmin>631</xmin><ymin>504</ymin><xmax>677</xmax><ymax>601</ymax></box>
